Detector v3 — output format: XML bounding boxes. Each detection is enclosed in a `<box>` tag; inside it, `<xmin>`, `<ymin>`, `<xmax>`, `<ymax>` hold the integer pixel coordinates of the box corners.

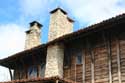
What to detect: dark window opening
<box><xmin>76</xmin><ymin>51</ymin><xmax>82</xmax><ymax>64</ymax></box>
<box><xmin>28</xmin><ymin>66</ymin><xmax>37</xmax><ymax>79</ymax></box>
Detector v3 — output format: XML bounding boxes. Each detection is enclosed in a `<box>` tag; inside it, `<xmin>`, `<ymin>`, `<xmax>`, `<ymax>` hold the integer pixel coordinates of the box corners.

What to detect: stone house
<box><xmin>0</xmin><ymin>8</ymin><xmax>125</xmax><ymax>83</ymax></box>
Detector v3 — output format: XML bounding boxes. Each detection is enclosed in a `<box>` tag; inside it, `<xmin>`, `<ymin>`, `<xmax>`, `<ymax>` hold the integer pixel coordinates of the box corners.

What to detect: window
<box><xmin>76</xmin><ymin>51</ymin><xmax>82</xmax><ymax>64</ymax></box>
<box><xmin>28</xmin><ymin>66</ymin><xmax>37</xmax><ymax>79</ymax></box>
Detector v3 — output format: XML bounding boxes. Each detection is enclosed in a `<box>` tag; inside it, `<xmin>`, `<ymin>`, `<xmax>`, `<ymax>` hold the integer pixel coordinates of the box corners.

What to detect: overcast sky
<box><xmin>0</xmin><ymin>0</ymin><xmax>125</xmax><ymax>81</ymax></box>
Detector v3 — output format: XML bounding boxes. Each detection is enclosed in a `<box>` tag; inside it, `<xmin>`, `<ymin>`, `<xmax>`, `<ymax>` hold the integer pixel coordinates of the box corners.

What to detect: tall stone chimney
<box><xmin>45</xmin><ymin>8</ymin><xmax>74</xmax><ymax>78</ymax></box>
<box><xmin>25</xmin><ymin>21</ymin><xmax>42</xmax><ymax>49</ymax></box>
<box><xmin>48</xmin><ymin>8</ymin><xmax>74</xmax><ymax>41</ymax></box>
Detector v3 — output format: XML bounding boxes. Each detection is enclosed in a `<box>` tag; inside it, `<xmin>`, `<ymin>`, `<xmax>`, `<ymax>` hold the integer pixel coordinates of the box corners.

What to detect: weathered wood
<box><xmin>75</xmin><ymin>63</ymin><xmax>76</xmax><ymax>82</ymax></box>
<box><xmin>106</xmin><ymin>34</ymin><xmax>112</xmax><ymax>83</ymax></box>
<box><xmin>37</xmin><ymin>65</ymin><xmax>41</xmax><ymax>77</ymax></box>
<box><xmin>13</xmin><ymin>61</ymin><xmax>20</xmax><ymax>80</ymax></box>
<box><xmin>63</xmin><ymin>31</ymin><xmax>124</xmax><ymax>83</ymax></box>
<box><xmin>82</xmin><ymin>50</ymin><xmax>85</xmax><ymax>83</ymax></box>
<box><xmin>91</xmin><ymin>51</ymin><xmax>94</xmax><ymax>83</ymax></box>
<box><xmin>56</xmin><ymin>80</ymin><xmax>59</xmax><ymax>83</ymax></box>
<box><xmin>32</xmin><ymin>55</ymin><xmax>37</xmax><ymax>65</ymax></box>
<box><xmin>32</xmin><ymin>55</ymin><xmax>39</xmax><ymax>78</ymax></box>
<box><xmin>103</xmin><ymin>32</ymin><xmax>112</xmax><ymax>83</ymax></box>
<box><xmin>20</xmin><ymin>59</ymin><xmax>27</xmax><ymax>79</ymax></box>
<box><xmin>9</xmin><ymin>68</ymin><xmax>13</xmax><ymax>80</ymax></box>
<box><xmin>116</xmin><ymin>37</ymin><xmax>122</xmax><ymax>83</ymax></box>
<box><xmin>86</xmin><ymin>39</ymin><xmax>94</xmax><ymax>83</ymax></box>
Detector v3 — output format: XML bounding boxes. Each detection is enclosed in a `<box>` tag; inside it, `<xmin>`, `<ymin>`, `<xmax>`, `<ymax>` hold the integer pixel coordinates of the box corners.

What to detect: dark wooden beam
<box><xmin>37</xmin><ymin>65</ymin><xmax>41</xmax><ymax>77</ymax></box>
<box><xmin>116</xmin><ymin>37</ymin><xmax>122</xmax><ymax>83</ymax></box>
<box><xmin>86</xmin><ymin>38</ymin><xmax>94</xmax><ymax>62</ymax></box>
<box><xmin>32</xmin><ymin>54</ymin><xmax>36</xmax><ymax>65</ymax></box>
<box><xmin>13</xmin><ymin>61</ymin><xmax>20</xmax><ymax>80</ymax></box>
<box><xmin>32</xmin><ymin>54</ymin><xmax>39</xmax><ymax>78</ymax></box>
<box><xmin>20</xmin><ymin>58</ymin><xmax>27</xmax><ymax>79</ymax></box>
<box><xmin>9</xmin><ymin>68</ymin><xmax>13</xmax><ymax>80</ymax></box>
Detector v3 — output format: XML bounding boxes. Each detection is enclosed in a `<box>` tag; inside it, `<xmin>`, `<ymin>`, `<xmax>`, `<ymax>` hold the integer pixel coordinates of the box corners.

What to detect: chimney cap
<box><xmin>50</xmin><ymin>7</ymin><xmax>67</xmax><ymax>15</ymax></box>
<box><xmin>30</xmin><ymin>21</ymin><xmax>43</xmax><ymax>28</ymax></box>
<box><xmin>67</xmin><ymin>17</ymin><xmax>75</xmax><ymax>23</ymax></box>
<box><xmin>25</xmin><ymin>30</ymin><xmax>31</xmax><ymax>34</ymax></box>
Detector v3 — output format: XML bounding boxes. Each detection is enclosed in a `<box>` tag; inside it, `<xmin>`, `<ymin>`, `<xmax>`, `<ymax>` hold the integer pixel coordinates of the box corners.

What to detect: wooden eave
<box><xmin>0</xmin><ymin>44</ymin><xmax>47</xmax><ymax>69</ymax></box>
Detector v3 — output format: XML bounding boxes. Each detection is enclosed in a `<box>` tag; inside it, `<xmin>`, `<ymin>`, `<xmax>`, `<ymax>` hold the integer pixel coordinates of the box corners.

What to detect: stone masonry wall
<box><xmin>45</xmin><ymin>9</ymin><xmax>73</xmax><ymax>78</ymax></box>
<box><xmin>48</xmin><ymin>9</ymin><xmax>73</xmax><ymax>41</ymax></box>
<box><xmin>45</xmin><ymin>43</ymin><xmax>64</xmax><ymax>78</ymax></box>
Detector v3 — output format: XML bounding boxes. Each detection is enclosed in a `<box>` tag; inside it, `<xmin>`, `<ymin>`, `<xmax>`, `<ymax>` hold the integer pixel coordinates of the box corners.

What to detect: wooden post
<box><xmin>91</xmin><ymin>51</ymin><xmax>94</xmax><ymax>83</ymax></box>
<box><xmin>86</xmin><ymin>39</ymin><xmax>94</xmax><ymax>83</ymax></box>
<box><xmin>9</xmin><ymin>68</ymin><xmax>13</xmax><ymax>80</ymax></box>
<box><xmin>82</xmin><ymin>50</ymin><xmax>85</xmax><ymax>83</ymax></box>
<box><xmin>37</xmin><ymin>65</ymin><xmax>41</xmax><ymax>77</ymax></box>
<box><xmin>103</xmin><ymin>32</ymin><xmax>112</xmax><ymax>83</ymax></box>
<box><xmin>56</xmin><ymin>80</ymin><xmax>59</xmax><ymax>83</ymax></box>
<box><xmin>20</xmin><ymin>59</ymin><xmax>27</xmax><ymax>79</ymax></box>
<box><xmin>68</xmin><ymin>68</ymin><xmax>70</xmax><ymax>79</ymax></box>
<box><xmin>32</xmin><ymin>55</ymin><xmax>39</xmax><ymax>78</ymax></box>
<box><xmin>107</xmin><ymin>37</ymin><xmax>112</xmax><ymax>83</ymax></box>
<box><xmin>75</xmin><ymin>63</ymin><xmax>76</xmax><ymax>82</ymax></box>
<box><xmin>116</xmin><ymin>37</ymin><xmax>122</xmax><ymax>83</ymax></box>
<box><xmin>13</xmin><ymin>61</ymin><xmax>19</xmax><ymax>80</ymax></box>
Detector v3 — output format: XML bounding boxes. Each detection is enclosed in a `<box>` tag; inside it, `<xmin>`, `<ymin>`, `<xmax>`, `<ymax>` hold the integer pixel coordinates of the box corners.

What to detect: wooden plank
<box><xmin>32</xmin><ymin>55</ymin><xmax>39</xmax><ymax>78</ymax></box>
<box><xmin>56</xmin><ymin>80</ymin><xmax>59</xmax><ymax>83</ymax></box>
<box><xmin>107</xmin><ymin>36</ymin><xmax>112</xmax><ymax>83</ymax></box>
<box><xmin>68</xmin><ymin>69</ymin><xmax>70</xmax><ymax>79</ymax></box>
<box><xmin>86</xmin><ymin>39</ymin><xmax>94</xmax><ymax>83</ymax></box>
<box><xmin>9</xmin><ymin>68</ymin><xmax>13</xmax><ymax>80</ymax></box>
<box><xmin>20</xmin><ymin>59</ymin><xmax>27</xmax><ymax>79</ymax></box>
<box><xmin>14</xmin><ymin>62</ymin><xmax>19</xmax><ymax>80</ymax></box>
<box><xmin>75</xmin><ymin>63</ymin><xmax>76</xmax><ymax>82</ymax></box>
<box><xmin>82</xmin><ymin>50</ymin><xmax>85</xmax><ymax>83</ymax></box>
<box><xmin>91</xmin><ymin>51</ymin><xmax>94</xmax><ymax>83</ymax></box>
<box><xmin>85</xmin><ymin>51</ymin><xmax>91</xmax><ymax>83</ymax></box>
<box><xmin>37</xmin><ymin>65</ymin><xmax>41</xmax><ymax>77</ymax></box>
<box><xmin>116</xmin><ymin>37</ymin><xmax>122</xmax><ymax>83</ymax></box>
<box><xmin>103</xmin><ymin>32</ymin><xmax>112</xmax><ymax>83</ymax></box>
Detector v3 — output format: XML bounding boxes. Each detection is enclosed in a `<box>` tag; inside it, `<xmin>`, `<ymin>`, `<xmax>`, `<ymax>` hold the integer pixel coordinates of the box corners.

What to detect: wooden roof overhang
<box><xmin>0</xmin><ymin>13</ymin><xmax>125</xmax><ymax>69</ymax></box>
<box><xmin>0</xmin><ymin>44</ymin><xmax>47</xmax><ymax>69</ymax></box>
<box><xmin>0</xmin><ymin>76</ymin><xmax>78</xmax><ymax>83</ymax></box>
